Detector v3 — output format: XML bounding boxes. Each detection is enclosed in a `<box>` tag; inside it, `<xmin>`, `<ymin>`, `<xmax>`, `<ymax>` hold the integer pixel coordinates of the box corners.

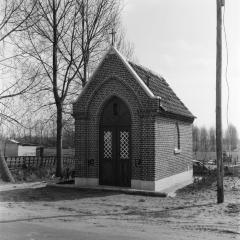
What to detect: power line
<box><xmin>222</xmin><ymin>5</ymin><xmax>231</xmax><ymax>155</ymax></box>
<box><xmin>223</xmin><ymin>5</ymin><xmax>229</xmax><ymax>127</ymax></box>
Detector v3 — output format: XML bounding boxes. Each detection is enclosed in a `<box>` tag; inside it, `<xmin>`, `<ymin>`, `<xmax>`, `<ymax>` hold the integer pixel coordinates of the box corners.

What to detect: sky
<box><xmin>121</xmin><ymin>0</ymin><xmax>240</xmax><ymax>134</ymax></box>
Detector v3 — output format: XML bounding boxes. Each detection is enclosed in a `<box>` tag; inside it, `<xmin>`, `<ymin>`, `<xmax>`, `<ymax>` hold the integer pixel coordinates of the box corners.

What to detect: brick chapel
<box><xmin>73</xmin><ymin>46</ymin><xmax>195</xmax><ymax>193</ymax></box>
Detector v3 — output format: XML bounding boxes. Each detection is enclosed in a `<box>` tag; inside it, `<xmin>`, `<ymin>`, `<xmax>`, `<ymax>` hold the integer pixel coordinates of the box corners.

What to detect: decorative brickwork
<box><xmin>73</xmin><ymin>47</ymin><xmax>195</xmax><ymax>191</ymax></box>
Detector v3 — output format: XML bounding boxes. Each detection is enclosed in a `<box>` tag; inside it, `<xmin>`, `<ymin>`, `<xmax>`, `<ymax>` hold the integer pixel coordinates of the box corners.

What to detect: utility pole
<box><xmin>216</xmin><ymin>0</ymin><xmax>224</xmax><ymax>204</ymax></box>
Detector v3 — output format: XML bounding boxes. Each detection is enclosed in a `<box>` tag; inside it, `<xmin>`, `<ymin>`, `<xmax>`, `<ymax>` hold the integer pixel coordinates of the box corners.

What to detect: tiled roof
<box><xmin>129</xmin><ymin>62</ymin><xmax>194</xmax><ymax>119</ymax></box>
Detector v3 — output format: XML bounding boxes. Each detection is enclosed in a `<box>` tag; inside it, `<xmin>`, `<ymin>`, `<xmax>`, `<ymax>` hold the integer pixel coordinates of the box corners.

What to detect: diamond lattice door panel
<box><xmin>100</xmin><ymin>127</ymin><xmax>131</xmax><ymax>187</ymax></box>
<box><xmin>120</xmin><ymin>131</ymin><xmax>129</xmax><ymax>159</ymax></box>
<box><xmin>100</xmin><ymin>128</ymin><xmax>115</xmax><ymax>186</ymax></box>
<box><xmin>117</xmin><ymin>127</ymin><xmax>131</xmax><ymax>187</ymax></box>
<box><xmin>103</xmin><ymin>131</ymin><xmax>112</xmax><ymax>159</ymax></box>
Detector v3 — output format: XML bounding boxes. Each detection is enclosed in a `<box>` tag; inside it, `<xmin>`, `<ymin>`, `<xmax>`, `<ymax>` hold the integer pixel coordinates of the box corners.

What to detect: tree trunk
<box><xmin>0</xmin><ymin>144</ymin><xmax>15</xmax><ymax>182</ymax></box>
<box><xmin>83</xmin><ymin>57</ymin><xmax>88</xmax><ymax>87</ymax></box>
<box><xmin>56</xmin><ymin>105</ymin><xmax>63</xmax><ymax>177</ymax></box>
<box><xmin>52</xmin><ymin>0</ymin><xmax>63</xmax><ymax>177</ymax></box>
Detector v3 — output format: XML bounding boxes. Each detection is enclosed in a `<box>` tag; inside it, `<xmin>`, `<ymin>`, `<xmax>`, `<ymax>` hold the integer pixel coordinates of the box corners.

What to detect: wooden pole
<box><xmin>216</xmin><ymin>0</ymin><xmax>224</xmax><ymax>204</ymax></box>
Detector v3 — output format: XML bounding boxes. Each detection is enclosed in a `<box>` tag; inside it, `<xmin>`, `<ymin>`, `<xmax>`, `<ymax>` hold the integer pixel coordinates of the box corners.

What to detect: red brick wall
<box><xmin>73</xmin><ymin>51</ymin><xmax>193</xmax><ymax>183</ymax></box>
<box><xmin>154</xmin><ymin>117</ymin><xmax>193</xmax><ymax>180</ymax></box>
<box><xmin>73</xmin><ymin>52</ymin><xmax>157</xmax><ymax>181</ymax></box>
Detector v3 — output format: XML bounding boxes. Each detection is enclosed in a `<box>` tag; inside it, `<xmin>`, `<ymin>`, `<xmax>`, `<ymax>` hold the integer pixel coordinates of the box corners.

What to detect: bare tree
<box><xmin>225</xmin><ymin>124</ymin><xmax>238</xmax><ymax>151</ymax></box>
<box><xmin>0</xmin><ymin>0</ymin><xmax>38</xmax><ymax>124</ymax></box>
<box><xmin>199</xmin><ymin>127</ymin><xmax>209</xmax><ymax>163</ymax></box>
<box><xmin>0</xmin><ymin>0</ymin><xmax>36</xmax><ymax>42</ymax></box>
<box><xmin>0</xmin><ymin>0</ymin><xmax>37</xmax><ymax>182</ymax></box>
<box><xmin>209</xmin><ymin>127</ymin><xmax>216</xmax><ymax>152</ymax></box>
<box><xmin>200</xmin><ymin>127</ymin><xmax>209</xmax><ymax>152</ymax></box>
<box><xmin>0</xmin><ymin>74</ymin><xmax>38</xmax><ymax>125</ymax></box>
<box><xmin>12</xmin><ymin>0</ymin><xmax>121</xmax><ymax>176</ymax></box>
<box><xmin>115</xmin><ymin>28</ymin><xmax>135</xmax><ymax>61</ymax></box>
<box><xmin>192</xmin><ymin>125</ymin><xmax>200</xmax><ymax>155</ymax></box>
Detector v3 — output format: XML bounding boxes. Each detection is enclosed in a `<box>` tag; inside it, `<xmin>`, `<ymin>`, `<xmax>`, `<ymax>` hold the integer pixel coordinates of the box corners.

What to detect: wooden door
<box><xmin>99</xmin><ymin>97</ymin><xmax>131</xmax><ymax>187</ymax></box>
<box><xmin>99</xmin><ymin>127</ymin><xmax>115</xmax><ymax>186</ymax></box>
<box><xmin>116</xmin><ymin>127</ymin><xmax>131</xmax><ymax>187</ymax></box>
<box><xmin>99</xmin><ymin>126</ymin><xmax>131</xmax><ymax>187</ymax></box>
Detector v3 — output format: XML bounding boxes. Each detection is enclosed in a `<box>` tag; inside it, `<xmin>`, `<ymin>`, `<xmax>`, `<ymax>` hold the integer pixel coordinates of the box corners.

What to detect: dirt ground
<box><xmin>0</xmin><ymin>176</ymin><xmax>239</xmax><ymax>240</ymax></box>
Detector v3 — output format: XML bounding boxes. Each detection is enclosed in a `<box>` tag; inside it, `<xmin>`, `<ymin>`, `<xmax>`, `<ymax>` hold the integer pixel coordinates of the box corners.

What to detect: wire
<box><xmin>222</xmin><ymin>5</ymin><xmax>231</xmax><ymax>156</ymax></box>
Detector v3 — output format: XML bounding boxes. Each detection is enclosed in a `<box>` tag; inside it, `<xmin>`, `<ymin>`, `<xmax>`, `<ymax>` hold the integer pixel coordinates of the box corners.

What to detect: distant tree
<box><xmin>115</xmin><ymin>28</ymin><xmax>135</xmax><ymax>60</ymax></box>
<box><xmin>209</xmin><ymin>127</ymin><xmax>216</xmax><ymax>152</ymax></box>
<box><xmin>225</xmin><ymin>124</ymin><xmax>238</xmax><ymax>151</ymax></box>
<box><xmin>192</xmin><ymin>125</ymin><xmax>200</xmax><ymax>153</ymax></box>
<box><xmin>200</xmin><ymin>127</ymin><xmax>209</xmax><ymax>152</ymax></box>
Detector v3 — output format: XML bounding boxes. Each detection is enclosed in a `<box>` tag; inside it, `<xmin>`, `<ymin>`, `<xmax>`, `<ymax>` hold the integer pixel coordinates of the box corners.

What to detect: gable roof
<box><xmin>128</xmin><ymin>62</ymin><xmax>194</xmax><ymax>119</ymax></box>
<box><xmin>74</xmin><ymin>46</ymin><xmax>194</xmax><ymax>120</ymax></box>
<box><xmin>74</xmin><ymin>47</ymin><xmax>156</xmax><ymax>103</ymax></box>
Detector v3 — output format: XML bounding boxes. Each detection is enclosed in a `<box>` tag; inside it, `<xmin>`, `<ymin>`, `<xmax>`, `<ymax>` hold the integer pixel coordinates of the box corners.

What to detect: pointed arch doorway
<box><xmin>99</xmin><ymin>96</ymin><xmax>131</xmax><ymax>187</ymax></box>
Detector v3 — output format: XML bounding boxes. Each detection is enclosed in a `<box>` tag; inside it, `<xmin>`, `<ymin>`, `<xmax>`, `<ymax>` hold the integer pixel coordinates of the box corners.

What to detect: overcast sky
<box><xmin>121</xmin><ymin>0</ymin><xmax>240</xmax><ymax>134</ymax></box>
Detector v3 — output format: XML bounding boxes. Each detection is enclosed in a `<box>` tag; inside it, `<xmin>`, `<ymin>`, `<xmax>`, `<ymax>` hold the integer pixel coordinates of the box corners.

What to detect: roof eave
<box><xmin>112</xmin><ymin>48</ymin><xmax>160</xmax><ymax>100</ymax></box>
<box><xmin>157</xmin><ymin>110</ymin><xmax>195</xmax><ymax>123</ymax></box>
<box><xmin>73</xmin><ymin>46</ymin><xmax>162</xmax><ymax>106</ymax></box>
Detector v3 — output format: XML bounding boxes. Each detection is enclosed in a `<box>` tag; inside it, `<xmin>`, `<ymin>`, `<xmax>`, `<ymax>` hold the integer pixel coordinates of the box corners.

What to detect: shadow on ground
<box><xmin>0</xmin><ymin>186</ymin><xmax>118</xmax><ymax>202</ymax></box>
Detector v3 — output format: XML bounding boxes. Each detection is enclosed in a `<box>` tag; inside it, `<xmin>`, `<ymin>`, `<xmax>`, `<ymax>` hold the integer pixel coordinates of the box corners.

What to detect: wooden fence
<box><xmin>193</xmin><ymin>151</ymin><xmax>240</xmax><ymax>164</ymax></box>
<box><xmin>5</xmin><ymin>156</ymin><xmax>75</xmax><ymax>170</ymax></box>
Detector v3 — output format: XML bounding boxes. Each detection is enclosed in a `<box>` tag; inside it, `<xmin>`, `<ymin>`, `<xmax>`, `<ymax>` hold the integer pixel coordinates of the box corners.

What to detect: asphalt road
<box><xmin>0</xmin><ymin>181</ymin><xmax>238</xmax><ymax>240</ymax></box>
<box><xmin>0</xmin><ymin>220</ymin><xmax>236</xmax><ymax>240</ymax></box>
<box><xmin>0</xmin><ymin>221</ymin><xmax>167</xmax><ymax>240</ymax></box>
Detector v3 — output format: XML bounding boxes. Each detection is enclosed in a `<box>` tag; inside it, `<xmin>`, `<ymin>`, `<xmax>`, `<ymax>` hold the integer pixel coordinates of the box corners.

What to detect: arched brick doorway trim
<box><xmin>99</xmin><ymin>96</ymin><xmax>131</xmax><ymax>187</ymax></box>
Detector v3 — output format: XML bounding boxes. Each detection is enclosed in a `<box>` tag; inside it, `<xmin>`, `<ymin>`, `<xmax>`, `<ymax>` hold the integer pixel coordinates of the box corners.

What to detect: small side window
<box><xmin>174</xmin><ymin>122</ymin><xmax>181</xmax><ymax>154</ymax></box>
<box><xmin>176</xmin><ymin>122</ymin><xmax>180</xmax><ymax>149</ymax></box>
